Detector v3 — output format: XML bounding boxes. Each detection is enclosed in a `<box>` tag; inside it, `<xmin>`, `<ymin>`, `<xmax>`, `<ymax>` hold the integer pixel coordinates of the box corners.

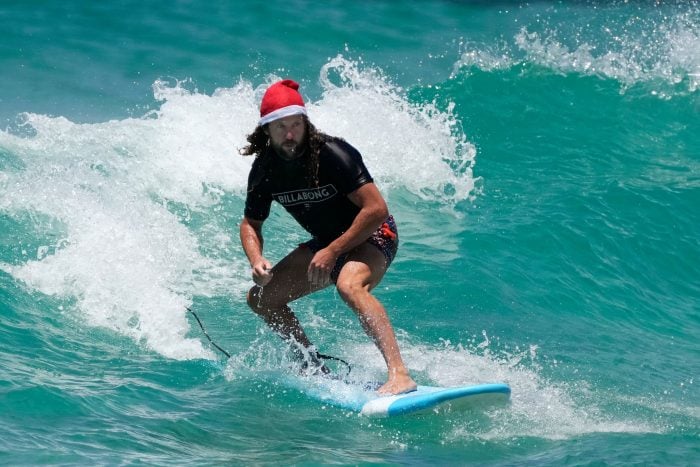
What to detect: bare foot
<box><xmin>377</xmin><ymin>370</ymin><xmax>417</xmax><ymax>395</ymax></box>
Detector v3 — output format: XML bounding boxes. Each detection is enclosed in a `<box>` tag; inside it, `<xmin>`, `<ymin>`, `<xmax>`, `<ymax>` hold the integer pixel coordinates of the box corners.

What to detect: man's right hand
<box><xmin>251</xmin><ymin>258</ymin><xmax>273</xmax><ymax>287</ymax></box>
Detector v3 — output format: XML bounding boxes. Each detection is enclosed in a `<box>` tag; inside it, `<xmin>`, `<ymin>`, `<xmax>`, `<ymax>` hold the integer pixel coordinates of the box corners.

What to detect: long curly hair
<box><xmin>240</xmin><ymin>116</ymin><xmax>331</xmax><ymax>187</ymax></box>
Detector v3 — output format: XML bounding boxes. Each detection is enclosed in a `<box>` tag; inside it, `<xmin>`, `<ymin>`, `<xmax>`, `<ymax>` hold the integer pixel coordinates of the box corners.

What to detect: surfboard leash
<box><xmin>187</xmin><ymin>306</ymin><xmax>232</xmax><ymax>358</ymax></box>
<box><xmin>186</xmin><ymin>306</ymin><xmax>352</xmax><ymax>377</ymax></box>
<box><xmin>315</xmin><ymin>353</ymin><xmax>352</xmax><ymax>378</ymax></box>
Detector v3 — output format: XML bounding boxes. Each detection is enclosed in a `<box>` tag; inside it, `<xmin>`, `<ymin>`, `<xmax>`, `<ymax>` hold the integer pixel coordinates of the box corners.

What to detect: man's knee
<box><xmin>336</xmin><ymin>277</ymin><xmax>366</xmax><ymax>307</ymax></box>
<box><xmin>246</xmin><ymin>285</ymin><xmax>264</xmax><ymax>313</ymax></box>
<box><xmin>247</xmin><ymin>285</ymin><xmax>291</xmax><ymax>316</ymax></box>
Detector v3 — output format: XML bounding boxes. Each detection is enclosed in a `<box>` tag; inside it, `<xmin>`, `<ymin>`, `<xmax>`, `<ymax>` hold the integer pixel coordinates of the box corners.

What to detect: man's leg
<box><xmin>246</xmin><ymin>245</ymin><xmax>327</xmax><ymax>350</ymax></box>
<box><xmin>335</xmin><ymin>243</ymin><xmax>417</xmax><ymax>395</ymax></box>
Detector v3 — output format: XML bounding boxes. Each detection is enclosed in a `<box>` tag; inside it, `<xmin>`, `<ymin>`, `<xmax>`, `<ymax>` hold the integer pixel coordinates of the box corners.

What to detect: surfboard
<box><xmin>305</xmin><ymin>380</ymin><xmax>511</xmax><ymax>417</ymax></box>
<box><xmin>358</xmin><ymin>383</ymin><xmax>511</xmax><ymax>416</ymax></box>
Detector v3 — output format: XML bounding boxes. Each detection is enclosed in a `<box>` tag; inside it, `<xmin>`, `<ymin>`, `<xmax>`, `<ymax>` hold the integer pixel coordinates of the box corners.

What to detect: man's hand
<box><xmin>252</xmin><ymin>258</ymin><xmax>273</xmax><ymax>287</ymax></box>
<box><xmin>307</xmin><ymin>247</ymin><xmax>338</xmax><ymax>286</ymax></box>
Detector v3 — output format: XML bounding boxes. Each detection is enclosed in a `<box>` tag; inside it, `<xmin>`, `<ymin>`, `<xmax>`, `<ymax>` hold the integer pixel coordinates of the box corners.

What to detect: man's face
<box><xmin>266</xmin><ymin>115</ymin><xmax>307</xmax><ymax>160</ymax></box>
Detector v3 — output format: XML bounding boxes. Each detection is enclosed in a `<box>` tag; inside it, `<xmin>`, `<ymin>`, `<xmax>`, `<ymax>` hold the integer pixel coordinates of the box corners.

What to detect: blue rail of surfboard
<box><xmin>383</xmin><ymin>383</ymin><xmax>511</xmax><ymax>416</ymax></box>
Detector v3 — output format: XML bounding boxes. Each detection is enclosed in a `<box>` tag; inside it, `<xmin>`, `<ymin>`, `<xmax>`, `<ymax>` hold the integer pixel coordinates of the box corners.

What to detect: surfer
<box><xmin>239</xmin><ymin>79</ymin><xmax>417</xmax><ymax>395</ymax></box>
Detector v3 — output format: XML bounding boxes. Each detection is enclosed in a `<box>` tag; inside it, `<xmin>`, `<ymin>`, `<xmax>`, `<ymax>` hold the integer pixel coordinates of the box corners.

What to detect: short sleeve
<box><xmin>323</xmin><ymin>139</ymin><xmax>374</xmax><ymax>194</ymax></box>
<box><xmin>243</xmin><ymin>158</ymin><xmax>272</xmax><ymax>221</ymax></box>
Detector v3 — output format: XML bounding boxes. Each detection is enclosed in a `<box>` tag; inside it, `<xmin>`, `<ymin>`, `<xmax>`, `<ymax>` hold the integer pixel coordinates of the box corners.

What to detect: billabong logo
<box><xmin>273</xmin><ymin>184</ymin><xmax>338</xmax><ymax>207</ymax></box>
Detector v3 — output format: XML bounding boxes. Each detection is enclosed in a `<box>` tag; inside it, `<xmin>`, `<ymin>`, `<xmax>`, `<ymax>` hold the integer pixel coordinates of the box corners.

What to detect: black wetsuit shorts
<box><xmin>302</xmin><ymin>215</ymin><xmax>398</xmax><ymax>282</ymax></box>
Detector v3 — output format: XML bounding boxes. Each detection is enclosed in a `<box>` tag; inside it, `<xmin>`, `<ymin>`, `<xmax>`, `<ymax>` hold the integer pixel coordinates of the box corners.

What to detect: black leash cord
<box><xmin>186</xmin><ymin>306</ymin><xmax>352</xmax><ymax>377</ymax></box>
<box><xmin>316</xmin><ymin>353</ymin><xmax>352</xmax><ymax>376</ymax></box>
<box><xmin>186</xmin><ymin>306</ymin><xmax>232</xmax><ymax>358</ymax></box>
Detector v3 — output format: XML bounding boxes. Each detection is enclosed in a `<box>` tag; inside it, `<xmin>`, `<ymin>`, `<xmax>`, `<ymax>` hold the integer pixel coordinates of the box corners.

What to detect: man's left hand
<box><xmin>308</xmin><ymin>247</ymin><xmax>337</xmax><ymax>286</ymax></box>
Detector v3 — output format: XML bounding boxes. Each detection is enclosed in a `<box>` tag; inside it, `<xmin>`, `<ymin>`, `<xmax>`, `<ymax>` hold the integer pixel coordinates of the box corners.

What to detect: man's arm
<box><xmin>307</xmin><ymin>182</ymin><xmax>388</xmax><ymax>285</ymax></box>
<box><xmin>240</xmin><ymin>216</ymin><xmax>273</xmax><ymax>286</ymax></box>
<box><xmin>330</xmin><ymin>182</ymin><xmax>388</xmax><ymax>255</ymax></box>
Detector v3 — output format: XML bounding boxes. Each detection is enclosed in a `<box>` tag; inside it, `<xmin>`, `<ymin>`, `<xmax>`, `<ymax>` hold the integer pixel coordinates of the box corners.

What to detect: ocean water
<box><xmin>1</xmin><ymin>1</ymin><xmax>698</xmax><ymax>464</ymax></box>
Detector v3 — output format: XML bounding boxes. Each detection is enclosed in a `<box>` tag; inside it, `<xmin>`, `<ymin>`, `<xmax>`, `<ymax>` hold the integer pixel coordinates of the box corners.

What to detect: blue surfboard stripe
<box><xmin>385</xmin><ymin>383</ymin><xmax>511</xmax><ymax>416</ymax></box>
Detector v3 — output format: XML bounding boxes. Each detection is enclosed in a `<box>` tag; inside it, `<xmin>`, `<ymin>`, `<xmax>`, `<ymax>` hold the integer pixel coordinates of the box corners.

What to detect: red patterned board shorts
<box><xmin>301</xmin><ymin>215</ymin><xmax>399</xmax><ymax>283</ymax></box>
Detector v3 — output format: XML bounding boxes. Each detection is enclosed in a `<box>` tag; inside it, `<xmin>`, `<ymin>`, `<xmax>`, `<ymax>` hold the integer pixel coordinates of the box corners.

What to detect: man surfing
<box><xmin>239</xmin><ymin>79</ymin><xmax>416</xmax><ymax>395</ymax></box>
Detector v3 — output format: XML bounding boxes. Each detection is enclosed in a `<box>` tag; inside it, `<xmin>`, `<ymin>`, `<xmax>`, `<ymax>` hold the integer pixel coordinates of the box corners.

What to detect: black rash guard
<box><xmin>244</xmin><ymin>138</ymin><xmax>374</xmax><ymax>244</ymax></box>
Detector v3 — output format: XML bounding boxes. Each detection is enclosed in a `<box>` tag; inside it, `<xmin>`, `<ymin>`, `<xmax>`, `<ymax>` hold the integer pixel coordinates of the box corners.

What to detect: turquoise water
<box><xmin>1</xmin><ymin>1</ymin><xmax>698</xmax><ymax>464</ymax></box>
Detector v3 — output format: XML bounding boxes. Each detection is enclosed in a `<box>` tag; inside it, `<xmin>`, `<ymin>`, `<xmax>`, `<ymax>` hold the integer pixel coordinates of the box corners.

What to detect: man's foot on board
<box><xmin>377</xmin><ymin>371</ymin><xmax>417</xmax><ymax>395</ymax></box>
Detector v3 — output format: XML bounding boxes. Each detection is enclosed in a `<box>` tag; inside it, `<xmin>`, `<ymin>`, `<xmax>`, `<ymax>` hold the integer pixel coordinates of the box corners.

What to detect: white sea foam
<box><xmin>315</xmin><ymin>56</ymin><xmax>476</xmax><ymax>201</ymax></box>
<box><xmin>453</xmin><ymin>9</ymin><xmax>700</xmax><ymax>96</ymax></box>
<box><xmin>332</xmin><ymin>337</ymin><xmax>664</xmax><ymax>440</ymax></box>
<box><xmin>514</xmin><ymin>20</ymin><xmax>700</xmax><ymax>94</ymax></box>
<box><xmin>0</xmin><ymin>57</ymin><xmax>475</xmax><ymax>360</ymax></box>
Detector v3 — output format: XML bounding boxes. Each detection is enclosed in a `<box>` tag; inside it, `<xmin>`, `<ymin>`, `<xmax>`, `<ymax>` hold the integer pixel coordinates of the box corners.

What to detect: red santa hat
<box><xmin>259</xmin><ymin>79</ymin><xmax>307</xmax><ymax>126</ymax></box>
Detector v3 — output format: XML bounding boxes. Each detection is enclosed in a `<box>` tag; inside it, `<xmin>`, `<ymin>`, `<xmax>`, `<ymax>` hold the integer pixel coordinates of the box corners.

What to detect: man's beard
<box><xmin>271</xmin><ymin>140</ymin><xmax>306</xmax><ymax>160</ymax></box>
